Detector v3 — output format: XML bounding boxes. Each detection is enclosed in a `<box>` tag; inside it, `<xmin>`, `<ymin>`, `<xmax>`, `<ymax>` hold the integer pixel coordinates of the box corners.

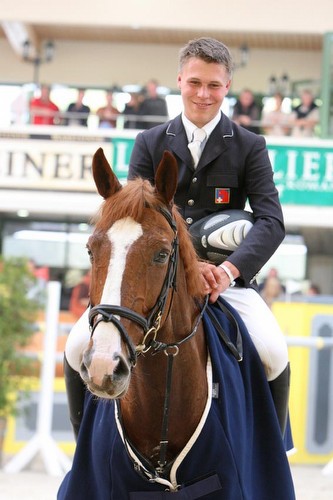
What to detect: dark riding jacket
<box><xmin>128</xmin><ymin>113</ymin><xmax>285</xmax><ymax>288</ymax></box>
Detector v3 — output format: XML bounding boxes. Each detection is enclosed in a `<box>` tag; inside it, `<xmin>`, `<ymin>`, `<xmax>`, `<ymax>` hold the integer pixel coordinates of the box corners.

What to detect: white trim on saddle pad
<box><xmin>115</xmin><ymin>355</ymin><xmax>213</xmax><ymax>492</ymax></box>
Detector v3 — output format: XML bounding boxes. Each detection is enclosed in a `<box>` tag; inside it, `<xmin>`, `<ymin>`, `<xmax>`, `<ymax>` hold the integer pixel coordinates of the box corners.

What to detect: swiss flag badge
<box><xmin>215</xmin><ymin>188</ymin><xmax>230</xmax><ymax>204</ymax></box>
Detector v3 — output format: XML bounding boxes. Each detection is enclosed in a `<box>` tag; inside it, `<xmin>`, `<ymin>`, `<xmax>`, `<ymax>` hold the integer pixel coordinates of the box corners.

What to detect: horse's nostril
<box><xmin>82</xmin><ymin>348</ymin><xmax>93</xmax><ymax>368</ymax></box>
<box><xmin>81</xmin><ymin>351</ymin><xmax>130</xmax><ymax>387</ymax></box>
<box><xmin>113</xmin><ymin>355</ymin><xmax>130</xmax><ymax>379</ymax></box>
<box><xmin>80</xmin><ymin>362</ymin><xmax>89</xmax><ymax>379</ymax></box>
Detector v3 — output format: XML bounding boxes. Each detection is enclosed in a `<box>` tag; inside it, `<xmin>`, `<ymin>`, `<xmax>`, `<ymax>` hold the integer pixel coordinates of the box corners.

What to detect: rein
<box><xmin>116</xmin><ymin>294</ymin><xmax>209</xmax><ymax>482</ymax></box>
<box><xmin>149</xmin><ymin>294</ymin><xmax>209</xmax><ymax>475</ymax></box>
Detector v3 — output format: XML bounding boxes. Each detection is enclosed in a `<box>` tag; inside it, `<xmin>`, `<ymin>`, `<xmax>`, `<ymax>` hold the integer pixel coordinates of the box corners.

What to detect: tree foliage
<box><xmin>0</xmin><ymin>256</ymin><xmax>40</xmax><ymax>417</ymax></box>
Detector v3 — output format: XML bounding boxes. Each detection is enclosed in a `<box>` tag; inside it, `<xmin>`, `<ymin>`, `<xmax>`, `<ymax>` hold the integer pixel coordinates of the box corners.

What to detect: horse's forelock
<box><xmin>94</xmin><ymin>178</ymin><xmax>157</xmax><ymax>229</ymax></box>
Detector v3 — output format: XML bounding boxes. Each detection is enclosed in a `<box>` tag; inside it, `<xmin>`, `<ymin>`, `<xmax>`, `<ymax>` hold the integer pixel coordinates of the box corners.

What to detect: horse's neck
<box><xmin>120</xmin><ymin>300</ymin><xmax>207</xmax><ymax>465</ymax></box>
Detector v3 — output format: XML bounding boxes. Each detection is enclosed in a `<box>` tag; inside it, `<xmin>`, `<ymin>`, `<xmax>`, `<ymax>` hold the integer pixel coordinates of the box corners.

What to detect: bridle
<box><xmin>88</xmin><ymin>206</ymin><xmax>207</xmax><ymax>367</ymax></box>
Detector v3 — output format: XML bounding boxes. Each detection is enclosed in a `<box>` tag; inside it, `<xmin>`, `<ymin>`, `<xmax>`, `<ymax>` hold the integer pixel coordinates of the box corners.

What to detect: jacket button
<box><xmin>192</xmin><ymin>177</ymin><xmax>197</xmax><ymax>183</ymax></box>
<box><xmin>187</xmin><ymin>199</ymin><xmax>194</xmax><ymax>206</ymax></box>
<box><xmin>186</xmin><ymin>217</ymin><xmax>193</xmax><ymax>225</ymax></box>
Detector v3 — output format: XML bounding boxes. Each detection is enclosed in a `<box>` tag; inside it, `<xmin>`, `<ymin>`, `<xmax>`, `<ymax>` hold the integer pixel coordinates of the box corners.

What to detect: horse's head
<box><xmin>80</xmin><ymin>148</ymin><xmax>203</xmax><ymax>399</ymax></box>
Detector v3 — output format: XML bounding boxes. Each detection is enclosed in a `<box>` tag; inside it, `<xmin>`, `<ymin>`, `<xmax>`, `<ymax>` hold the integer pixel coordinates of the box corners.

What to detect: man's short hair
<box><xmin>179</xmin><ymin>37</ymin><xmax>234</xmax><ymax>77</ymax></box>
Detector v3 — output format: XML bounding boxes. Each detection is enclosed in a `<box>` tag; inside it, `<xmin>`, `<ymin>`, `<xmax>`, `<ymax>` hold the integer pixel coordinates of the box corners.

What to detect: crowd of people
<box><xmin>27</xmin><ymin>82</ymin><xmax>320</xmax><ymax>137</ymax></box>
<box><xmin>232</xmin><ymin>88</ymin><xmax>320</xmax><ymax>137</ymax></box>
<box><xmin>28</xmin><ymin>80</ymin><xmax>169</xmax><ymax>130</ymax></box>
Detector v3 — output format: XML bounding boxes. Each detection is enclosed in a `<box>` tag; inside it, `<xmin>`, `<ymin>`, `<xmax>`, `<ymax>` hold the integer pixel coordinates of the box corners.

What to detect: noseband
<box><xmin>88</xmin><ymin>206</ymin><xmax>182</xmax><ymax>367</ymax></box>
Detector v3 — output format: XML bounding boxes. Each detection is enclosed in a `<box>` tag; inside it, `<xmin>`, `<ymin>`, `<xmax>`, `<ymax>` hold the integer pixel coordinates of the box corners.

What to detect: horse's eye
<box><xmin>86</xmin><ymin>246</ymin><xmax>94</xmax><ymax>263</ymax></box>
<box><xmin>154</xmin><ymin>250</ymin><xmax>169</xmax><ymax>263</ymax></box>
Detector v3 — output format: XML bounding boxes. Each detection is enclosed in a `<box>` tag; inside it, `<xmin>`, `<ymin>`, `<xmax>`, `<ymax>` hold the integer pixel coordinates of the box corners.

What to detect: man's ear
<box><xmin>177</xmin><ymin>73</ymin><xmax>182</xmax><ymax>89</ymax></box>
<box><xmin>226</xmin><ymin>79</ymin><xmax>232</xmax><ymax>92</ymax></box>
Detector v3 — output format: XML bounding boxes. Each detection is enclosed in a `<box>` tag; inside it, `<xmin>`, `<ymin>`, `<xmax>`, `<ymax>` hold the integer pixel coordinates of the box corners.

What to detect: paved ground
<box><xmin>291</xmin><ymin>464</ymin><xmax>333</xmax><ymax>499</ymax></box>
<box><xmin>0</xmin><ymin>458</ymin><xmax>333</xmax><ymax>499</ymax></box>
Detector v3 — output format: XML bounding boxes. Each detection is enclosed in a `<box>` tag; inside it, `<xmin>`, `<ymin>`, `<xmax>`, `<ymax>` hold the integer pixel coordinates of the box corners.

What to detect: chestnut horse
<box><xmin>83</xmin><ymin>147</ymin><xmax>208</xmax><ymax>461</ymax></box>
<box><xmin>58</xmin><ymin>148</ymin><xmax>295</xmax><ymax>499</ymax></box>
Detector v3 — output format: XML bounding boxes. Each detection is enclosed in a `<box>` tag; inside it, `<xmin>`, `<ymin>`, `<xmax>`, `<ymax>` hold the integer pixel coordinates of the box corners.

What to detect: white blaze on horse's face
<box><xmin>83</xmin><ymin>217</ymin><xmax>143</xmax><ymax>397</ymax></box>
<box><xmin>102</xmin><ymin>217</ymin><xmax>143</xmax><ymax>305</ymax></box>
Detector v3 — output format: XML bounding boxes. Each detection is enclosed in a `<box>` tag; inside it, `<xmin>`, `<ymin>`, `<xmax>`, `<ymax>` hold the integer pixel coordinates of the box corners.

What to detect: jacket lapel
<box><xmin>165</xmin><ymin>115</ymin><xmax>193</xmax><ymax>165</ymax></box>
<box><xmin>197</xmin><ymin>114</ymin><xmax>233</xmax><ymax>170</ymax></box>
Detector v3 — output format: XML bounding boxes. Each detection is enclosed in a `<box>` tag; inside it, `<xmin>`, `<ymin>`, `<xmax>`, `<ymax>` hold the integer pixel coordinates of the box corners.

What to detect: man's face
<box><xmin>239</xmin><ymin>91</ymin><xmax>254</xmax><ymax>107</ymax></box>
<box><xmin>41</xmin><ymin>86</ymin><xmax>50</xmax><ymax>101</ymax></box>
<box><xmin>177</xmin><ymin>57</ymin><xmax>231</xmax><ymax>128</ymax></box>
<box><xmin>301</xmin><ymin>91</ymin><xmax>313</xmax><ymax>107</ymax></box>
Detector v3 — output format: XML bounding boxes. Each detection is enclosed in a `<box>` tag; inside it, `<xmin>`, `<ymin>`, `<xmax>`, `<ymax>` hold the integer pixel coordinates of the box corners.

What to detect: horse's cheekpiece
<box><xmin>189</xmin><ymin>210</ymin><xmax>254</xmax><ymax>264</ymax></box>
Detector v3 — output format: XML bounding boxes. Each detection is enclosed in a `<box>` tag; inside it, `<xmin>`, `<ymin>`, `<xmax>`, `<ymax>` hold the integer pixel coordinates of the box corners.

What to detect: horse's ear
<box><xmin>92</xmin><ymin>148</ymin><xmax>122</xmax><ymax>199</ymax></box>
<box><xmin>155</xmin><ymin>151</ymin><xmax>178</xmax><ymax>206</ymax></box>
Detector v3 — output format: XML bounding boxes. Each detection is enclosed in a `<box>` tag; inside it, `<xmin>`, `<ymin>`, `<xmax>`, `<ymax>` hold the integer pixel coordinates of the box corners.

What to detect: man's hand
<box><xmin>198</xmin><ymin>261</ymin><xmax>239</xmax><ymax>303</ymax></box>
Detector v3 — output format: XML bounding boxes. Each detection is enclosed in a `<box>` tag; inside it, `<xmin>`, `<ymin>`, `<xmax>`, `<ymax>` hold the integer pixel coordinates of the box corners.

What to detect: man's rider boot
<box><xmin>268</xmin><ymin>362</ymin><xmax>291</xmax><ymax>437</ymax></box>
<box><xmin>64</xmin><ymin>354</ymin><xmax>86</xmax><ymax>441</ymax></box>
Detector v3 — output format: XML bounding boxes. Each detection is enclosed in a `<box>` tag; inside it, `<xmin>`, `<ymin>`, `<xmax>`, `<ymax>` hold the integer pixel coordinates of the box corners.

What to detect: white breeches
<box><xmin>222</xmin><ymin>287</ymin><xmax>289</xmax><ymax>381</ymax></box>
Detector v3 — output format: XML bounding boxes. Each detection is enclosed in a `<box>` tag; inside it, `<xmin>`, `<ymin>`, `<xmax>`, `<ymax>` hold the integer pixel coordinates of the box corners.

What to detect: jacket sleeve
<box><xmin>227</xmin><ymin>134</ymin><xmax>285</xmax><ymax>287</ymax></box>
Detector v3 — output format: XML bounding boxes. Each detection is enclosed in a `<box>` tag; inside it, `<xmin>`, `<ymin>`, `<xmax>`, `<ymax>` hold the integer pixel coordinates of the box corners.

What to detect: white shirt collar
<box><xmin>181</xmin><ymin>111</ymin><xmax>221</xmax><ymax>142</ymax></box>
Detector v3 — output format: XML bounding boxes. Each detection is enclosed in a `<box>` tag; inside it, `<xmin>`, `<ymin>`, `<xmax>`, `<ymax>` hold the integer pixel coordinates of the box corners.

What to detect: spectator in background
<box><xmin>64</xmin><ymin>88</ymin><xmax>90</xmax><ymax>126</ymax></box>
<box><xmin>259</xmin><ymin>267</ymin><xmax>286</xmax><ymax>293</ymax></box>
<box><xmin>260</xmin><ymin>274</ymin><xmax>285</xmax><ymax>309</ymax></box>
<box><xmin>262</xmin><ymin>93</ymin><xmax>290</xmax><ymax>136</ymax></box>
<box><xmin>232</xmin><ymin>88</ymin><xmax>261</xmax><ymax>134</ymax></box>
<box><xmin>290</xmin><ymin>89</ymin><xmax>319</xmax><ymax>137</ymax></box>
<box><xmin>29</xmin><ymin>84</ymin><xmax>60</xmax><ymax>125</ymax></box>
<box><xmin>139</xmin><ymin>79</ymin><xmax>168</xmax><ymax>129</ymax></box>
<box><xmin>123</xmin><ymin>92</ymin><xmax>143</xmax><ymax>129</ymax></box>
<box><xmin>307</xmin><ymin>283</ymin><xmax>321</xmax><ymax>296</ymax></box>
<box><xmin>69</xmin><ymin>271</ymin><xmax>90</xmax><ymax>319</ymax></box>
<box><xmin>96</xmin><ymin>90</ymin><xmax>120</xmax><ymax>128</ymax></box>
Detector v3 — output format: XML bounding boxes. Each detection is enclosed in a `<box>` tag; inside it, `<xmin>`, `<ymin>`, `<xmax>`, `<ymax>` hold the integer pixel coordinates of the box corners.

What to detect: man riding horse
<box><xmin>127</xmin><ymin>37</ymin><xmax>290</xmax><ymax>434</ymax></box>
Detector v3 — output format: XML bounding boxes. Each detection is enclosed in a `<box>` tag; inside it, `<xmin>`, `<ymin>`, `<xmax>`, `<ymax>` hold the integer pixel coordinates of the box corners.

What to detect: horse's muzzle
<box><xmin>80</xmin><ymin>349</ymin><xmax>131</xmax><ymax>399</ymax></box>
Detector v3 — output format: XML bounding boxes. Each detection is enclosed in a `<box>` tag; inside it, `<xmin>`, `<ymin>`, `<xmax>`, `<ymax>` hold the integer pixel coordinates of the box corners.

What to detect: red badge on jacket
<box><xmin>215</xmin><ymin>188</ymin><xmax>230</xmax><ymax>204</ymax></box>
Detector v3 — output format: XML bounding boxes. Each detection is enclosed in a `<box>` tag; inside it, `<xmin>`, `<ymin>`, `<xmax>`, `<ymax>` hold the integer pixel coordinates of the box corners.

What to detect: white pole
<box><xmin>37</xmin><ymin>280</ymin><xmax>59</xmax><ymax>437</ymax></box>
<box><xmin>286</xmin><ymin>336</ymin><xmax>333</xmax><ymax>349</ymax></box>
<box><xmin>4</xmin><ymin>281</ymin><xmax>72</xmax><ymax>476</ymax></box>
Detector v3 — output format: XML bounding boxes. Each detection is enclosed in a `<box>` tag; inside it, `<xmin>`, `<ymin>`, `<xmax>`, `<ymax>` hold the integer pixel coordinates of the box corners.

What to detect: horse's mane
<box><xmin>93</xmin><ymin>178</ymin><xmax>204</xmax><ymax>299</ymax></box>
